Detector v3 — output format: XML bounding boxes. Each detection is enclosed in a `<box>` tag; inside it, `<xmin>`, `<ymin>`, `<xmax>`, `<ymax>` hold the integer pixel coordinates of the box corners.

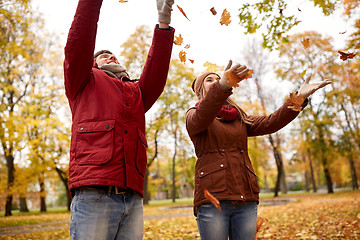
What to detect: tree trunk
<box><xmin>323</xmin><ymin>162</ymin><xmax>334</xmax><ymax>193</ymax></box>
<box><xmin>268</xmin><ymin>135</ymin><xmax>287</xmax><ymax>197</ymax></box>
<box><xmin>143</xmin><ymin>168</ymin><xmax>150</xmax><ymax>205</ymax></box>
<box><xmin>307</xmin><ymin>150</ymin><xmax>317</xmax><ymax>193</ymax></box>
<box><xmin>39</xmin><ymin>177</ymin><xmax>47</xmax><ymax>212</ymax></box>
<box><xmin>19</xmin><ymin>196</ymin><xmax>29</xmax><ymax>212</ymax></box>
<box><xmin>55</xmin><ymin>167</ymin><xmax>71</xmax><ymax>211</ymax></box>
<box><xmin>302</xmin><ymin>153</ymin><xmax>310</xmax><ymax>192</ymax></box>
<box><xmin>348</xmin><ymin>153</ymin><xmax>359</xmax><ymax>190</ymax></box>
<box><xmin>5</xmin><ymin>154</ymin><xmax>15</xmax><ymax>216</ymax></box>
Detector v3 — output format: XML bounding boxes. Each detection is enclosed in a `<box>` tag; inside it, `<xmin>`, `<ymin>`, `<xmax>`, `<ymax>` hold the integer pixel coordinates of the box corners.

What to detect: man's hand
<box><xmin>219</xmin><ymin>60</ymin><xmax>249</xmax><ymax>91</ymax></box>
<box><xmin>298</xmin><ymin>74</ymin><xmax>332</xmax><ymax>99</ymax></box>
<box><xmin>157</xmin><ymin>0</ymin><xmax>174</xmax><ymax>25</ymax></box>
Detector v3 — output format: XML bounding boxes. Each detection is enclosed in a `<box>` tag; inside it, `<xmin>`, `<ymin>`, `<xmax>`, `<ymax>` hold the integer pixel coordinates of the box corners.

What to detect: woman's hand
<box><xmin>298</xmin><ymin>74</ymin><xmax>332</xmax><ymax>99</ymax></box>
<box><xmin>219</xmin><ymin>60</ymin><xmax>249</xmax><ymax>90</ymax></box>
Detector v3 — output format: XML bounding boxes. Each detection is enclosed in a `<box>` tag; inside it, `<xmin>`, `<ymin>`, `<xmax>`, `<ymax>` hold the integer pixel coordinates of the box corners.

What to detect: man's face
<box><xmin>95</xmin><ymin>53</ymin><xmax>120</xmax><ymax>67</ymax></box>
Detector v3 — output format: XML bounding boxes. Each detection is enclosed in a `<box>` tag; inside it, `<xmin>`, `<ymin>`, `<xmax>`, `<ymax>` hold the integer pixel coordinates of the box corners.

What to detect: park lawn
<box><xmin>0</xmin><ymin>190</ymin><xmax>359</xmax><ymax>239</ymax></box>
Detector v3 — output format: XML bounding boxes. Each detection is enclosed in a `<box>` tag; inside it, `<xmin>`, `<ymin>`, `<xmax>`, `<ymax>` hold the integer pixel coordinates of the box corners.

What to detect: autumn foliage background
<box><xmin>0</xmin><ymin>0</ymin><xmax>359</xmax><ymax>239</ymax></box>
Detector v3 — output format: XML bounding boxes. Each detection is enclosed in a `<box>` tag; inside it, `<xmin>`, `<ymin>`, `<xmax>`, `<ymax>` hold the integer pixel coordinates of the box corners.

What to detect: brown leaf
<box><xmin>338</xmin><ymin>51</ymin><xmax>357</xmax><ymax>61</ymax></box>
<box><xmin>220</xmin><ymin>9</ymin><xmax>231</xmax><ymax>26</ymax></box>
<box><xmin>177</xmin><ymin>5</ymin><xmax>190</xmax><ymax>21</ymax></box>
<box><xmin>301</xmin><ymin>38</ymin><xmax>310</xmax><ymax>49</ymax></box>
<box><xmin>287</xmin><ymin>92</ymin><xmax>305</xmax><ymax>112</ymax></box>
<box><xmin>204</xmin><ymin>189</ymin><xmax>221</xmax><ymax>211</ymax></box>
<box><xmin>189</xmin><ymin>59</ymin><xmax>194</xmax><ymax>64</ymax></box>
<box><xmin>225</xmin><ymin>69</ymin><xmax>253</xmax><ymax>88</ymax></box>
<box><xmin>174</xmin><ymin>34</ymin><xmax>183</xmax><ymax>46</ymax></box>
<box><xmin>179</xmin><ymin>50</ymin><xmax>186</xmax><ymax>63</ymax></box>
<box><xmin>210</xmin><ymin>7</ymin><xmax>217</xmax><ymax>15</ymax></box>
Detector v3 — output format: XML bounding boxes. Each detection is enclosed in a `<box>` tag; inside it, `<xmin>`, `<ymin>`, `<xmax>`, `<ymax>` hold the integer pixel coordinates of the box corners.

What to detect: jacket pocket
<box><xmin>246</xmin><ymin>164</ymin><xmax>260</xmax><ymax>194</ymax></box>
<box><xmin>198</xmin><ymin>160</ymin><xmax>227</xmax><ymax>192</ymax></box>
<box><xmin>135</xmin><ymin>128</ymin><xmax>148</xmax><ymax>177</ymax></box>
<box><xmin>75</xmin><ymin>120</ymin><xmax>115</xmax><ymax>165</ymax></box>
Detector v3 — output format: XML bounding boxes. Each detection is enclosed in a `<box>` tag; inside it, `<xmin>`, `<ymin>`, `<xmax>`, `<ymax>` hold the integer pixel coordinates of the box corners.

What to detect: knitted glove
<box><xmin>219</xmin><ymin>60</ymin><xmax>249</xmax><ymax>91</ymax></box>
<box><xmin>157</xmin><ymin>0</ymin><xmax>174</xmax><ymax>24</ymax></box>
<box><xmin>298</xmin><ymin>74</ymin><xmax>332</xmax><ymax>99</ymax></box>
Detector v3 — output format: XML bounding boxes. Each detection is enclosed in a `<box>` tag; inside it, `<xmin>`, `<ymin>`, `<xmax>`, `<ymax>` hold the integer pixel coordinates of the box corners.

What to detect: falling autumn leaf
<box><xmin>298</xmin><ymin>8</ymin><xmax>302</xmax><ymax>11</ymax></box>
<box><xmin>184</xmin><ymin>44</ymin><xmax>190</xmax><ymax>49</ymax></box>
<box><xmin>179</xmin><ymin>50</ymin><xmax>186</xmax><ymax>63</ymax></box>
<box><xmin>287</xmin><ymin>92</ymin><xmax>305</xmax><ymax>112</ymax></box>
<box><xmin>220</xmin><ymin>9</ymin><xmax>231</xmax><ymax>26</ymax></box>
<box><xmin>338</xmin><ymin>51</ymin><xmax>357</xmax><ymax>61</ymax></box>
<box><xmin>177</xmin><ymin>5</ymin><xmax>190</xmax><ymax>21</ymax></box>
<box><xmin>119</xmin><ymin>0</ymin><xmax>128</xmax><ymax>2</ymax></box>
<box><xmin>339</xmin><ymin>30</ymin><xmax>347</xmax><ymax>34</ymax></box>
<box><xmin>300</xmin><ymin>70</ymin><xmax>307</xmax><ymax>77</ymax></box>
<box><xmin>174</xmin><ymin>34</ymin><xmax>183</xmax><ymax>46</ymax></box>
<box><xmin>189</xmin><ymin>59</ymin><xmax>194</xmax><ymax>64</ymax></box>
<box><xmin>204</xmin><ymin>189</ymin><xmax>221</xmax><ymax>211</ymax></box>
<box><xmin>210</xmin><ymin>7</ymin><xmax>217</xmax><ymax>15</ymax></box>
<box><xmin>301</xmin><ymin>38</ymin><xmax>310</xmax><ymax>49</ymax></box>
<box><xmin>225</xmin><ymin>69</ymin><xmax>253</xmax><ymax>88</ymax></box>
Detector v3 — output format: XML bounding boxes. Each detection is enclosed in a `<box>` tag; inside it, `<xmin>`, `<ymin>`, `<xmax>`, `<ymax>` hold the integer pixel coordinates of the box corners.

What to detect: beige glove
<box><xmin>219</xmin><ymin>60</ymin><xmax>249</xmax><ymax>91</ymax></box>
<box><xmin>157</xmin><ymin>0</ymin><xmax>174</xmax><ymax>24</ymax></box>
<box><xmin>298</xmin><ymin>74</ymin><xmax>332</xmax><ymax>99</ymax></box>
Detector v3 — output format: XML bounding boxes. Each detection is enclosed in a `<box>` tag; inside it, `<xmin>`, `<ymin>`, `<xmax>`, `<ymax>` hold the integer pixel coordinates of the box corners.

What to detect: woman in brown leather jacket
<box><xmin>185</xmin><ymin>60</ymin><xmax>331</xmax><ymax>240</ymax></box>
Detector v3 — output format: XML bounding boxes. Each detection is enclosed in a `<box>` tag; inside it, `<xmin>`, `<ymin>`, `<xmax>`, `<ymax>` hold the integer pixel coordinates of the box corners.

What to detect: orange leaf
<box><xmin>189</xmin><ymin>59</ymin><xmax>194</xmax><ymax>64</ymax></box>
<box><xmin>118</xmin><ymin>0</ymin><xmax>128</xmax><ymax>2</ymax></box>
<box><xmin>204</xmin><ymin>189</ymin><xmax>221</xmax><ymax>211</ymax></box>
<box><xmin>254</xmin><ymin>217</ymin><xmax>269</xmax><ymax>238</ymax></box>
<box><xmin>287</xmin><ymin>92</ymin><xmax>305</xmax><ymax>112</ymax></box>
<box><xmin>174</xmin><ymin>34</ymin><xmax>183</xmax><ymax>46</ymax></box>
<box><xmin>179</xmin><ymin>50</ymin><xmax>186</xmax><ymax>63</ymax></box>
<box><xmin>225</xmin><ymin>69</ymin><xmax>253</xmax><ymax>88</ymax></box>
<box><xmin>338</xmin><ymin>51</ymin><xmax>357</xmax><ymax>61</ymax></box>
<box><xmin>184</xmin><ymin>44</ymin><xmax>190</xmax><ymax>49</ymax></box>
<box><xmin>301</xmin><ymin>38</ymin><xmax>310</xmax><ymax>49</ymax></box>
<box><xmin>210</xmin><ymin>7</ymin><xmax>217</xmax><ymax>15</ymax></box>
<box><xmin>177</xmin><ymin>5</ymin><xmax>190</xmax><ymax>21</ymax></box>
<box><xmin>220</xmin><ymin>9</ymin><xmax>231</xmax><ymax>26</ymax></box>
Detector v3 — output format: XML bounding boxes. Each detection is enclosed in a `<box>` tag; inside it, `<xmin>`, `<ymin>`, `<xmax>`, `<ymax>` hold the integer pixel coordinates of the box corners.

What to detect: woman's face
<box><xmin>202</xmin><ymin>74</ymin><xmax>220</xmax><ymax>96</ymax></box>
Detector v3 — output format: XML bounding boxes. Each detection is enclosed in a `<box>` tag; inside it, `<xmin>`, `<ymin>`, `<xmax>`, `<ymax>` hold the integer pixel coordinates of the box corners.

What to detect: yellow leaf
<box><xmin>174</xmin><ymin>34</ymin><xmax>183</xmax><ymax>46</ymax></box>
<box><xmin>179</xmin><ymin>50</ymin><xmax>186</xmax><ymax>63</ymax></box>
<box><xmin>220</xmin><ymin>9</ymin><xmax>231</xmax><ymax>26</ymax></box>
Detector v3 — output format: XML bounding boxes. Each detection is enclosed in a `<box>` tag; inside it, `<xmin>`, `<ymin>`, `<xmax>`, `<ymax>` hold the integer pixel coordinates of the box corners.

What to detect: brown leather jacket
<box><xmin>186</xmin><ymin>81</ymin><xmax>305</xmax><ymax>215</ymax></box>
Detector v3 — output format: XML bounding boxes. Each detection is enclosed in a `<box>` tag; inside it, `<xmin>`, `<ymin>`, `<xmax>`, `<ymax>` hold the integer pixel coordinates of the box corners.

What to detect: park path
<box><xmin>0</xmin><ymin>212</ymin><xmax>194</xmax><ymax>237</ymax></box>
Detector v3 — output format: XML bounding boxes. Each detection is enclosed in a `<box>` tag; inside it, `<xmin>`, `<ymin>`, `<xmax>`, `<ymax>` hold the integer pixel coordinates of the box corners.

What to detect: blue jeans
<box><xmin>197</xmin><ymin>201</ymin><xmax>258</xmax><ymax>240</ymax></box>
<box><xmin>70</xmin><ymin>188</ymin><xmax>144</xmax><ymax>240</ymax></box>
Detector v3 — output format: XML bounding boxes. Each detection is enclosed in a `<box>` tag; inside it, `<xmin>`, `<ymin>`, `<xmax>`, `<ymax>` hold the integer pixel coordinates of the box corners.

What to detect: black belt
<box><xmin>76</xmin><ymin>185</ymin><xmax>131</xmax><ymax>195</ymax></box>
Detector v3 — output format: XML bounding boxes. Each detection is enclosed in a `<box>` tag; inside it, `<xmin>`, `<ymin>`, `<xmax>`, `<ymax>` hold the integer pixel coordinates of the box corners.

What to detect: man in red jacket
<box><xmin>63</xmin><ymin>0</ymin><xmax>175</xmax><ymax>239</ymax></box>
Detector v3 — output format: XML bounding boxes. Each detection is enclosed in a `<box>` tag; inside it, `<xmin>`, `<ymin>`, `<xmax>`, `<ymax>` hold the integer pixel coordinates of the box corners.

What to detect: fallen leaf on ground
<box><xmin>255</xmin><ymin>217</ymin><xmax>269</xmax><ymax>238</ymax></box>
<box><xmin>220</xmin><ymin>9</ymin><xmax>231</xmax><ymax>26</ymax></box>
<box><xmin>225</xmin><ymin>69</ymin><xmax>253</xmax><ymax>88</ymax></box>
<box><xmin>177</xmin><ymin>5</ymin><xmax>190</xmax><ymax>21</ymax></box>
<box><xmin>204</xmin><ymin>189</ymin><xmax>221</xmax><ymax>211</ymax></box>
<box><xmin>287</xmin><ymin>92</ymin><xmax>305</xmax><ymax>112</ymax></box>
